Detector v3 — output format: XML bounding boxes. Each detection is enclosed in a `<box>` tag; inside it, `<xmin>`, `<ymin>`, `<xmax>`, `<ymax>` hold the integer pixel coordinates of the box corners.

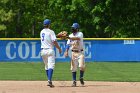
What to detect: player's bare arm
<box><xmin>53</xmin><ymin>41</ymin><xmax>62</xmax><ymax>53</ymax></box>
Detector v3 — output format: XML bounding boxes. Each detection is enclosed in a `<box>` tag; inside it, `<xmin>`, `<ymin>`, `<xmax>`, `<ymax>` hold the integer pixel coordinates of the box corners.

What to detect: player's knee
<box><xmin>48</xmin><ymin>67</ymin><xmax>54</xmax><ymax>70</ymax></box>
<box><xmin>79</xmin><ymin>64</ymin><xmax>85</xmax><ymax>71</ymax></box>
<box><xmin>51</xmin><ymin>65</ymin><xmax>55</xmax><ymax>69</ymax></box>
<box><xmin>45</xmin><ymin>66</ymin><xmax>48</xmax><ymax>70</ymax></box>
<box><xmin>71</xmin><ymin>69</ymin><xmax>77</xmax><ymax>72</ymax></box>
<box><xmin>80</xmin><ymin>67</ymin><xmax>85</xmax><ymax>71</ymax></box>
<box><xmin>81</xmin><ymin>54</ymin><xmax>84</xmax><ymax>59</ymax></box>
<box><xmin>71</xmin><ymin>67</ymin><xmax>77</xmax><ymax>72</ymax></box>
<box><xmin>48</xmin><ymin>63</ymin><xmax>55</xmax><ymax>69</ymax></box>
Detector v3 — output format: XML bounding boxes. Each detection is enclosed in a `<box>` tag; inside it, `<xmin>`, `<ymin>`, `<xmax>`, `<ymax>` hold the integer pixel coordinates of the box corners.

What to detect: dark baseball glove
<box><xmin>56</xmin><ymin>31</ymin><xmax>69</xmax><ymax>40</ymax></box>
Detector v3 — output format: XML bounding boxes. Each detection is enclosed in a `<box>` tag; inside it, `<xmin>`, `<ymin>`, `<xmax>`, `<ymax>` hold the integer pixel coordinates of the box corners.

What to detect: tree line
<box><xmin>0</xmin><ymin>0</ymin><xmax>140</xmax><ymax>38</ymax></box>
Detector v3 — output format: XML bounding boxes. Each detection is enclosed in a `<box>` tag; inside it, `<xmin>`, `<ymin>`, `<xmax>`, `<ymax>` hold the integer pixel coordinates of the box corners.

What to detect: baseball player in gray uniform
<box><xmin>40</xmin><ymin>19</ymin><xmax>62</xmax><ymax>87</ymax></box>
<box><xmin>64</xmin><ymin>23</ymin><xmax>85</xmax><ymax>87</ymax></box>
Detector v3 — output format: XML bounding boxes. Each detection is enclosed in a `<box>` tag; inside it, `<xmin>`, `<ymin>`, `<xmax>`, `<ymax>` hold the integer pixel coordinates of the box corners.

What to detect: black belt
<box><xmin>41</xmin><ymin>48</ymin><xmax>49</xmax><ymax>50</ymax></box>
<box><xmin>72</xmin><ymin>49</ymin><xmax>83</xmax><ymax>52</ymax></box>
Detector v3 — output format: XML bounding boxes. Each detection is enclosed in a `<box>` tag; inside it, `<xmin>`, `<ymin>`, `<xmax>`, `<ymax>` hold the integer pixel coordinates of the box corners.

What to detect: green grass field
<box><xmin>0</xmin><ymin>62</ymin><xmax>140</xmax><ymax>82</ymax></box>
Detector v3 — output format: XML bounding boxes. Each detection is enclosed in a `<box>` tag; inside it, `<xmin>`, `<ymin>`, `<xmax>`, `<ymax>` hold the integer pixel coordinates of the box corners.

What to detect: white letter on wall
<box><xmin>18</xmin><ymin>42</ymin><xmax>29</xmax><ymax>59</ymax></box>
<box><xmin>6</xmin><ymin>42</ymin><xmax>16</xmax><ymax>59</ymax></box>
<box><xmin>30</xmin><ymin>42</ymin><xmax>40</xmax><ymax>58</ymax></box>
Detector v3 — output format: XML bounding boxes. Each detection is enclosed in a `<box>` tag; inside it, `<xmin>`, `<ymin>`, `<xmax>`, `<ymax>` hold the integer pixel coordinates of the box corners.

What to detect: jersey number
<box><xmin>42</xmin><ymin>33</ymin><xmax>45</xmax><ymax>41</ymax></box>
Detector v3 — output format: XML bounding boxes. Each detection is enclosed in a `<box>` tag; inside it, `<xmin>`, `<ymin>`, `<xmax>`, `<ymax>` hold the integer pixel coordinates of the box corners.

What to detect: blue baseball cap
<box><xmin>43</xmin><ymin>19</ymin><xmax>51</xmax><ymax>26</ymax></box>
<box><xmin>71</xmin><ymin>23</ymin><xmax>79</xmax><ymax>29</ymax></box>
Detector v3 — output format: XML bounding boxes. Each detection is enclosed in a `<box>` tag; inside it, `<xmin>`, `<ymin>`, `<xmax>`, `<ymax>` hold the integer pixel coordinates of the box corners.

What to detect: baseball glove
<box><xmin>56</xmin><ymin>31</ymin><xmax>68</xmax><ymax>40</ymax></box>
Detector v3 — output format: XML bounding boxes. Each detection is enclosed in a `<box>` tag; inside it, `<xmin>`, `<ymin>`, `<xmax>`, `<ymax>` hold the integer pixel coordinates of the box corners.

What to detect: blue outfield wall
<box><xmin>0</xmin><ymin>38</ymin><xmax>140</xmax><ymax>62</ymax></box>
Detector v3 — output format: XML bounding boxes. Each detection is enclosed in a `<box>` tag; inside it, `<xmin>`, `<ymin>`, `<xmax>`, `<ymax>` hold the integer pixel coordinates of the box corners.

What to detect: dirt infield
<box><xmin>0</xmin><ymin>81</ymin><xmax>140</xmax><ymax>93</ymax></box>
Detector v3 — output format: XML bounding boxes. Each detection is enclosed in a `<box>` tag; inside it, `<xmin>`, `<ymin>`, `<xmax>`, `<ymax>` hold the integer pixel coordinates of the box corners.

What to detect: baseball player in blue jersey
<box><xmin>64</xmin><ymin>23</ymin><xmax>85</xmax><ymax>87</ymax></box>
<box><xmin>40</xmin><ymin>19</ymin><xmax>62</xmax><ymax>87</ymax></box>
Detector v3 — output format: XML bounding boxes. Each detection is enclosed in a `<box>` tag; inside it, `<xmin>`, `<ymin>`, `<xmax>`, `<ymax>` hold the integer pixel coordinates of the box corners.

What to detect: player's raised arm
<box><xmin>68</xmin><ymin>37</ymin><xmax>80</xmax><ymax>40</ymax></box>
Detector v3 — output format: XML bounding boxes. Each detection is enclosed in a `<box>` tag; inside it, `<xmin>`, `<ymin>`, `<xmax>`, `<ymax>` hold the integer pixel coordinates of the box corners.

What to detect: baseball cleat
<box><xmin>47</xmin><ymin>81</ymin><xmax>55</xmax><ymax>88</ymax></box>
<box><xmin>71</xmin><ymin>81</ymin><xmax>76</xmax><ymax>87</ymax></box>
<box><xmin>79</xmin><ymin>78</ymin><xmax>84</xmax><ymax>85</ymax></box>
